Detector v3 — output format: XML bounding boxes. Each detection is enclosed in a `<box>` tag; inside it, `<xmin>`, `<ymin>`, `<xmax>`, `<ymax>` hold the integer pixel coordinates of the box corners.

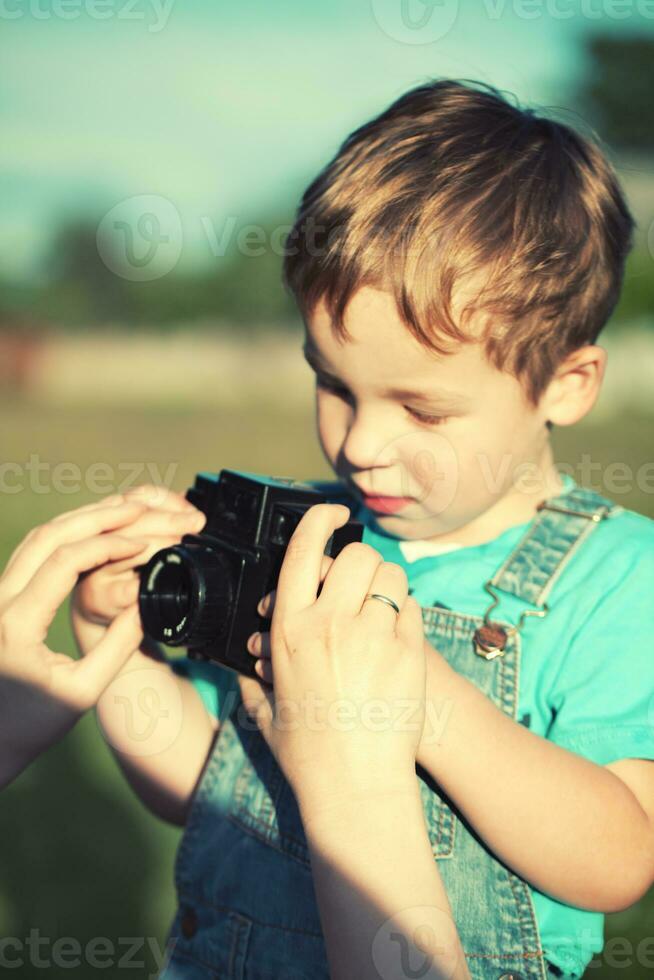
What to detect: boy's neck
<box><xmin>421</xmin><ymin>443</ymin><xmax>565</xmax><ymax>550</ymax></box>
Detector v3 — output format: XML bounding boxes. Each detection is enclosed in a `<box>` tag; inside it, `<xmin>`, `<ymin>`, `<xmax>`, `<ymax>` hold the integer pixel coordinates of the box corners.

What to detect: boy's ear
<box><xmin>541</xmin><ymin>345</ymin><xmax>607</xmax><ymax>427</ymax></box>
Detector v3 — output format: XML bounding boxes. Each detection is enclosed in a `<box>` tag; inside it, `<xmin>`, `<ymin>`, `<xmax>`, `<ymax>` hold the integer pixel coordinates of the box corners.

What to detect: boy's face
<box><xmin>304</xmin><ymin>286</ymin><xmax>554</xmax><ymax>541</ymax></box>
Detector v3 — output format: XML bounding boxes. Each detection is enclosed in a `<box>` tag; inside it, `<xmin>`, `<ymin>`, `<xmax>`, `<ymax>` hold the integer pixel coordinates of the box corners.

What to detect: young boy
<box><xmin>73</xmin><ymin>79</ymin><xmax>654</xmax><ymax>979</ymax></box>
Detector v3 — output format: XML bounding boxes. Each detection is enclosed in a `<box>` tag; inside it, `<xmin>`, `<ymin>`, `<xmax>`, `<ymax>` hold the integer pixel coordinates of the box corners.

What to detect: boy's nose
<box><xmin>341</xmin><ymin>410</ymin><xmax>397</xmax><ymax>471</ymax></box>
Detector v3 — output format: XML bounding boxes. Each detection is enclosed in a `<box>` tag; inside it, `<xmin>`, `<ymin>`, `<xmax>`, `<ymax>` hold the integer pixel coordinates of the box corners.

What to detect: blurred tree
<box><xmin>42</xmin><ymin>222</ymin><xmax>134</xmax><ymax>324</ymax></box>
<box><xmin>578</xmin><ymin>36</ymin><xmax>654</xmax><ymax>151</ymax></box>
<box><xmin>26</xmin><ymin>214</ymin><xmax>301</xmax><ymax>331</ymax></box>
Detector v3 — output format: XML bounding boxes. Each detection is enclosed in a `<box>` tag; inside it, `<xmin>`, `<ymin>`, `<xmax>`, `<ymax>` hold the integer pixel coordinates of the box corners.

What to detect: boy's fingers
<box><xmin>2</xmin><ymin>500</ymin><xmax>148</xmax><ymax>593</ymax></box>
<box><xmin>253</xmin><ymin>658</ymin><xmax>274</xmax><ymax>685</ymax></box>
<box><xmin>75</xmin><ymin>568</ymin><xmax>142</xmax><ymax>625</ymax></box>
<box><xmin>8</xmin><ymin>535</ymin><xmax>148</xmax><ymax>639</ymax></box>
<box><xmin>124</xmin><ymin>484</ymin><xmax>196</xmax><ymax>512</ymax></box>
<box><xmin>80</xmin><ymin>524</ymin><xmax>187</xmax><ymax>618</ymax></box>
<box><xmin>257</xmin><ymin>554</ymin><xmax>334</xmax><ymax>618</ymax></box>
<box><xmin>272</xmin><ymin>504</ymin><xmax>350</xmax><ymax>621</ymax></box>
<box><xmin>69</xmin><ymin>604</ymin><xmax>143</xmax><ymax>704</ymax></box>
<box><xmin>99</xmin><ymin>575</ymin><xmax>141</xmax><ymax>617</ymax></box>
<box><xmin>247</xmin><ymin>630</ymin><xmax>271</xmax><ymax>658</ymax></box>
<box><xmin>109</xmin><ymin>576</ymin><xmax>141</xmax><ymax>609</ymax></box>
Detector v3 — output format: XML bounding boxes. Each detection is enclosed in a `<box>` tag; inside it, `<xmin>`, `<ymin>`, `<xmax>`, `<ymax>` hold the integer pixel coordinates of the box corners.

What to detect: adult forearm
<box><xmin>418</xmin><ymin>642</ymin><xmax>654</xmax><ymax>911</ymax></box>
<box><xmin>298</xmin><ymin>783</ymin><xmax>471</xmax><ymax>980</ymax></box>
<box><xmin>0</xmin><ymin>694</ymin><xmax>58</xmax><ymax>789</ymax></box>
<box><xmin>0</xmin><ymin>739</ymin><xmax>39</xmax><ymax>790</ymax></box>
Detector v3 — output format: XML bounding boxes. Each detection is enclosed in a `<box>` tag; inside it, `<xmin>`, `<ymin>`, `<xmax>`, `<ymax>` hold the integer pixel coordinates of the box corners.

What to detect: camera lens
<box><xmin>139</xmin><ymin>542</ymin><xmax>233</xmax><ymax>646</ymax></box>
<box><xmin>150</xmin><ymin>559</ymin><xmax>192</xmax><ymax>627</ymax></box>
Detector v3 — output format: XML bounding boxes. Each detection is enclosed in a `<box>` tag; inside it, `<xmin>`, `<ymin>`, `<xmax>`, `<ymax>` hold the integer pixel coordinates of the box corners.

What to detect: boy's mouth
<box><xmin>360</xmin><ymin>493</ymin><xmax>413</xmax><ymax>514</ymax></box>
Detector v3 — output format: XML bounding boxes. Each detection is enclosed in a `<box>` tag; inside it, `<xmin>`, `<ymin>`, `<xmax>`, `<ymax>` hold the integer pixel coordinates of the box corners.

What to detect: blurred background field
<box><xmin>1</xmin><ymin>2</ymin><xmax>654</xmax><ymax>978</ymax></box>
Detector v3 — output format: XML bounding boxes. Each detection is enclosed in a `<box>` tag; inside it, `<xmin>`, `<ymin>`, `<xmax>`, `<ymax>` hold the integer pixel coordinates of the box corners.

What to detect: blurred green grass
<box><xmin>0</xmin><ymin>396</ymin><xmax>652</xmax><ymax>979</ymax></box>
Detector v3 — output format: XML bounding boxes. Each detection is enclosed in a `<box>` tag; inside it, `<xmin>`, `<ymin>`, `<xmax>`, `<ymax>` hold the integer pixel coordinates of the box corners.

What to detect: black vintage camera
<box><xmin>138</xmin><ymin>469</ymin><xmax>363</xmax><ymax>678</ymax></box>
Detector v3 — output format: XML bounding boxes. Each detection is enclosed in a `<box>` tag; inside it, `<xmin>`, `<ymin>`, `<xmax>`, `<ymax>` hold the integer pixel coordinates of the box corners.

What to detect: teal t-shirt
<box><xmin>171</xmin><ymin>474</ymin><xmax>654</xmax><ymax>979</ymax></box>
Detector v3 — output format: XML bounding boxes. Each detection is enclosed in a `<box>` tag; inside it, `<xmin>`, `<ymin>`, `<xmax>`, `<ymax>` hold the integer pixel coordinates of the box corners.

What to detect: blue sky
<box><xmin>2</xmin><ymin>0</ymin><xmax>653</xmax><ymax>280</ymax></box>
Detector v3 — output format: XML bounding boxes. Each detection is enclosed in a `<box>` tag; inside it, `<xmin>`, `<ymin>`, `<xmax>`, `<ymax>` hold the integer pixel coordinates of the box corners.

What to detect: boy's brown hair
<box><xmin>282</xmin><ymin>78</ymin><xmax>635</xmax><ymax>403</ymax></box>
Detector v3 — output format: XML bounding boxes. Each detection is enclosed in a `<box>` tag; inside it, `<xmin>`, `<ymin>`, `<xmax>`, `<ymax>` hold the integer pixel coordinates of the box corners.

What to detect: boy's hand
<box><xmin>238</xmin><ymin>503</ymin><xmax>427</xmax><ymax>813</ymax></box>
<box><xmin>0</xmin><ymin>496</ymin><xmax>155</xmax><ymax>787</ymax></box>
<box><xmin>72</xmin><ymin>485</ymin><xmax>206</xmax><ymax>641</ymax></box>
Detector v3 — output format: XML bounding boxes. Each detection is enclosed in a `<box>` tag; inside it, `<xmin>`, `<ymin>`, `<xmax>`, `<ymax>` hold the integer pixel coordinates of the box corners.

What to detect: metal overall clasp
<box><xmin>473</xmin><ymin>582</ymin><xmax>549</xmax><ymax>660</ymax></box>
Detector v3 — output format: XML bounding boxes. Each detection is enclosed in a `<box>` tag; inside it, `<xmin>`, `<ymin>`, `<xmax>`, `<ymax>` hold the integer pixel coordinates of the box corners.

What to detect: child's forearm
<box><xmin>298</xmin><ymin>783</ymin><xmax>471</xmax><ymax>980</ymax></box>
<box><xmin>419</xmin><ymin>641</ymin><xmax>654</xmax><ymax>912</ymax></box>
<box><xmin>73</xmin><ymin>609</ymin><xmax>217</xmax><ymax>826</ymax></box>
<box><xmin>97</xmin><ymin>650</ymin><xmax>217</xmax><ymax>826</ymax></box>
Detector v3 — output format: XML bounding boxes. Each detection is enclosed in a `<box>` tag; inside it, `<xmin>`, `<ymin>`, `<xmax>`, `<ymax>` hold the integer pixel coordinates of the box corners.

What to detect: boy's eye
<box><xmin>408</xmin><ymin>409</ymin><xmax>449</xmax><ymax>427</ymax></box>
<box><xmin>315</xmin><ymin>375</ymin><xmax>449</xmax><ymax>426</ymax></box>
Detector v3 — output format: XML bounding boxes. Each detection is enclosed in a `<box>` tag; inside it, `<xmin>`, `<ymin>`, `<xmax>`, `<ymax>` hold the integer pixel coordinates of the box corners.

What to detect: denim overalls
<box><xmin>158</xmin><ymin>486</ymin><xmax>615</xmax><ymax>980</ymax></box>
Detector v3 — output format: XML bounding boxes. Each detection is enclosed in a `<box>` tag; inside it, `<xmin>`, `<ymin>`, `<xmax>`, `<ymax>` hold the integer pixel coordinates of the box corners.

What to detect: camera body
<box><xmin>138</xmin><ymin>469</ymin><xmax>363</xmax><ymax>678</ymax></box>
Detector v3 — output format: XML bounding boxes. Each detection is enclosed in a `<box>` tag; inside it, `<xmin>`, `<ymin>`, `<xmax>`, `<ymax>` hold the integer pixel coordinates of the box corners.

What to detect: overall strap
<box><xmin>489</xmin><ymin>485</ymin><xmax>619</xmax><ymax>607</ymax></box>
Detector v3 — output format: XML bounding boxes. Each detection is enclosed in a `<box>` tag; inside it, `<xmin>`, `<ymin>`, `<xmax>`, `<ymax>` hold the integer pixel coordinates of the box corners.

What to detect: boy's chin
<box><xmin>366</xmin><ymin>507</ymin><xmax>462</xmax><ymax>541</ymax></box>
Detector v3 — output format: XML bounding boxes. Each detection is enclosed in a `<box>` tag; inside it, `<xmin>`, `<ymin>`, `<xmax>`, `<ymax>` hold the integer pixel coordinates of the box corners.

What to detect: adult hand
<box><xmin>0</xmin><ymin>496</ymin><xmax>152</xmax><ymax>787</ymax></box>
<box><xmin>238</xmin><ymin>503</ymin><xmax>427</xmax><ymax>812</ymax></box>
<box><xmin>249</xmin><ymin>561</ymin><xmax>450</xmax><ymax>766</ymax></box>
